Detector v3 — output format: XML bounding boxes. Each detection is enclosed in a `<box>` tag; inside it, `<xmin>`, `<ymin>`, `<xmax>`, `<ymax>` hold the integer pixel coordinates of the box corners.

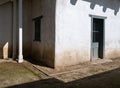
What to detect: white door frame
<box><xmin>89</xmin><ymin>14</ymin><xmax>107</xmax><ymax>61</ymax></box>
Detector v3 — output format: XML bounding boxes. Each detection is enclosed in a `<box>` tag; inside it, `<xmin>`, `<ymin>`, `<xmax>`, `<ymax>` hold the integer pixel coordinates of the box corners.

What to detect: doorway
<box><xmin>91</xmin><ymin>18</ymin><xmax>104</xmax><ymax>60</ymax></box>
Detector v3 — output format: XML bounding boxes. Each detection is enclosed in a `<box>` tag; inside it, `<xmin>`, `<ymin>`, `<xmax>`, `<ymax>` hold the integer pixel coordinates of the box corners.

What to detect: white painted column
<box><xmin>18</xmin><ymin>0</ymin><xmax>23</xmax><ymax>63</ymax></box>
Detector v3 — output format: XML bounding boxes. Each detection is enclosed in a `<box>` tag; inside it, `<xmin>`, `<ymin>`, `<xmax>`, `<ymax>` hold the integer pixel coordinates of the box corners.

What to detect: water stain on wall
<box><xmin>106</xmin><ymin>49</ymin><xmax>120</xmax><ymax>59</ymax></box>
<box><xmin>55</xmin><ymin>50</ymin><xmax>89</xmax><ymax>68</ymax></box>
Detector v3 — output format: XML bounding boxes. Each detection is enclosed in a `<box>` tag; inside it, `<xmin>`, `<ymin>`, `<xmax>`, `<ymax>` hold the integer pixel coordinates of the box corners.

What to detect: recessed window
<box><xmin>33</xmin><ymin>16</ymin><xmax>43</xmax><ymax>41</ymax></box>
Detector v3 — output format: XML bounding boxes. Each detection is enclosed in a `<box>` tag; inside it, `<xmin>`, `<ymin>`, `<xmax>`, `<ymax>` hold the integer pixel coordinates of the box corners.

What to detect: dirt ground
<box><xmin>0</xmin><ymin>58</ymin><xmax>120</xmax><ymax>88</ymax></box>
<box><xmin>0</xmin><ymin>60</ymin><xmax>48</xmax><ymax>88</ymax></box>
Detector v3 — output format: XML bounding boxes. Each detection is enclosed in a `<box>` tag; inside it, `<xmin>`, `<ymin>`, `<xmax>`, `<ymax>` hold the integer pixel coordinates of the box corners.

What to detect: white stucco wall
<box><xmin>55</xmin><ymin>0</ymin><xmax>120</xmax><ymax>67</ymax></box>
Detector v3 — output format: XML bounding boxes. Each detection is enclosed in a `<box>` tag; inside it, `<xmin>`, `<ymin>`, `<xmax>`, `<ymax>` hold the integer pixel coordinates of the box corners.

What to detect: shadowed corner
<box><xmin>70</xmin><ymin>0</ymin><xmax>78</xmax><ymax>5</ymax></box>
<box><xmin>82</xmin><ymin>0</ymin><xmax>120</xmax><ymax>15</ymax></box>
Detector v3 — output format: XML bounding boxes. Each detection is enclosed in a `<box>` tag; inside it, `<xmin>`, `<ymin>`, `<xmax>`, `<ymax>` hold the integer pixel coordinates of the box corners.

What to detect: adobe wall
<box><xmin>31</xmin><ymin>0</ymin><xmax>56</xmax><ymax>67</ymax></box>
<box><xmin>55</xmin><ymin>0</ymin><xmax>120</xmax><ymax>67</ymax></box>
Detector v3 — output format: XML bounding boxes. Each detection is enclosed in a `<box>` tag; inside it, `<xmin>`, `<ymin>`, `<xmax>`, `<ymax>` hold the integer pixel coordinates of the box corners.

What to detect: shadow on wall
<box><xmin>83</xmin><ymin>0</ymin><xmax>120</xmax><ymax>15</ymax></box>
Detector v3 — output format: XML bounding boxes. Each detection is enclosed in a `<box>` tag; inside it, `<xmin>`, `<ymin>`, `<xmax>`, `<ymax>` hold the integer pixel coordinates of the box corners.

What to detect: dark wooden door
<box><xmin>92</xmin><ymin>18</ymin><xmax>104</xmax><ymax>60</ymax></box>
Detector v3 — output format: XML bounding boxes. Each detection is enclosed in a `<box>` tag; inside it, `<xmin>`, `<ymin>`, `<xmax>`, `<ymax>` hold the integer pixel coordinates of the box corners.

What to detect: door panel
<box><xmin>0</xmin><ymin>2</ymin><xmax>13</xmax><ymax>58</ymax></box>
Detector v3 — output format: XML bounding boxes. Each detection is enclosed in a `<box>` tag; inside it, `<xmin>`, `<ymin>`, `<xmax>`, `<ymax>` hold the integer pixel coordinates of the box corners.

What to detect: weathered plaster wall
<box><xmin>23</xmin><ymin>0</ymin><xmax>32</xmax><ymax>58</ymax></box>
<box><xmin>55</xmin><ymin>0</ymin><xmax>120</xmax><ymax>67</ymax></box>
<box><xmin>31</xmin><ymin>0</ymin><xmax>56</xmax><ymax>67</ymax></box>
<box><xmin>0</xmin><ymin>2</ymin><xmax>13</xmax><ymax>58</ymax></box>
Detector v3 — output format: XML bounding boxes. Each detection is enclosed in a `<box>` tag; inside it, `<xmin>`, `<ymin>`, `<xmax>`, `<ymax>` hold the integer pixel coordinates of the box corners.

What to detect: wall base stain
<box><xmin>105</xmin><ymin>49</ymin><xmax>120</xmax><ymax>59</ymax></box>
<box><xmin>55</xmin><ymin>50</ymin><xmax>90</xmax><ymax>68</ymax></box>
<box><xmin>32</xmin><ymin>47</ymin><xmax>55</xmax><ymax>68</ymax></box>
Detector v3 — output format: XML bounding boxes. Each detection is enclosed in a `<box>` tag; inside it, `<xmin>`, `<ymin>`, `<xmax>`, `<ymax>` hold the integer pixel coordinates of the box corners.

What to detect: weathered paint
<box><xmin>23</xmin><ymin>0</ymin><xmax>32</xmax><ymax>58</ymax></box>
<box><xmin>55</xmin><ymin>50</ymin><xmax>89</xmax><ymax>67</ymax></box>
<box><xmin>0</xmin><ymin>2</ymin><xmax>13</xmax><ymax>58</ymax></box>
<box><xmin>55</xmin><ymin>0</ymin><xmax>120</xmax><ymax>67</ymax></box>
<box><xmin>31</xmin><ymin>0</ymin><xmax>56</xmax><ymax>67</ymax></box>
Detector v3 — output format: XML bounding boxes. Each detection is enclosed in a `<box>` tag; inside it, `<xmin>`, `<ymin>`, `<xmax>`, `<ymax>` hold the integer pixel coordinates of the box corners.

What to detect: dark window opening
<box><xmin>93</xmin><ymin>18</ymin><xmax>104</xmax><ymax>43</ymax></box>
<box><xmin>33</xmin><ymin>16</ymin><xmax>43</xmax><ymax>41</ymax></box>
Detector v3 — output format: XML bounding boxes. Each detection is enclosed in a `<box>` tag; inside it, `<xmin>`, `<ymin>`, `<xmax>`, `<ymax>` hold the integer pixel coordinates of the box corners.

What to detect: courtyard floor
<box><xmin>0</xmin><ymin>58</ymin><xmax>120</xmax><ymax>88</ymax></box>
